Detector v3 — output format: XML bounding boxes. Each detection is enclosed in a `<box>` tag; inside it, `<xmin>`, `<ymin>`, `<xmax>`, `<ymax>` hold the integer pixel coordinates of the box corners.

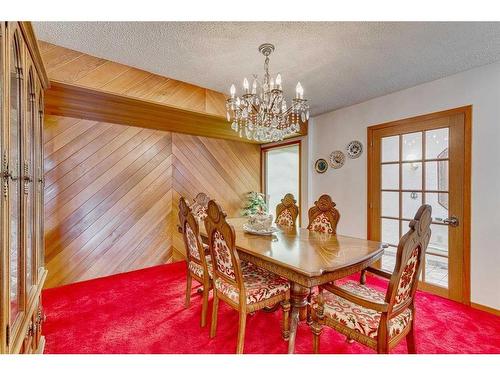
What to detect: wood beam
<box><xmin>45</xmin><ymin>80</ymin><xmax>307</xmax><ymax>143</ymax></box>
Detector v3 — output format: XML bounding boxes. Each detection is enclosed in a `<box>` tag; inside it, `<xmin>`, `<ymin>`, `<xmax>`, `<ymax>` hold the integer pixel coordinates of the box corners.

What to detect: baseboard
<box><xmin>471</xmin><ymin>302</ymin><xmax>500</xmax><ymax>316</ymax></box>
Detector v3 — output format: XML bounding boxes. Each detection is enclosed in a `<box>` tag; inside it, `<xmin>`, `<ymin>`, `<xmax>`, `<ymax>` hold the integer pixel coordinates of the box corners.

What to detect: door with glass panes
<box><xmin>367</xmin><ymin>107</ymin><xmax>471</xmax><ymax>303</ymax></box>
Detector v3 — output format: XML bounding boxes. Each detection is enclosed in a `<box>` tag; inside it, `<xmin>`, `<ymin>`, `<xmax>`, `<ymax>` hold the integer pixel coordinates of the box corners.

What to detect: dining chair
<box><xmin>310</xmin><ymin>204</ymin><xmax>432</xmax><ymax>354</ymax></box>
<box><xmin>275</xmin><ymin>193</ymin><xmax>299</xmax><ymax>228</ymax></box>
<box><xmin>305</xmin><ymin>194</ymin><xmax>341</xmax><ymax>321</ymax></box>
<box><xmin>179</xmin><ymin>196</ymin><xmax>213</xmax><ymax>328</ymax></box>
<box><xmin>204</xmin><ymin>199</ymin><xmax>291</xmax><ymax>354</ymax></box>
<box><xmin>307</xmin><ymin>194</ymin><xmax>340</xmax><ymax>234</ymax></box>
<box><xmin>190</xmin><ymin>192</ymin><xmax>210</xmax><ymax>220</ymax></box>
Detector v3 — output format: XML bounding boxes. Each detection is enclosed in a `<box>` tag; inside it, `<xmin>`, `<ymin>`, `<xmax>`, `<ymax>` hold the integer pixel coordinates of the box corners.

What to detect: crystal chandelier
<box><xmin>226</xmin><ymin>43</ymin><xmax>309</xmax><ymax>142</ymax></box>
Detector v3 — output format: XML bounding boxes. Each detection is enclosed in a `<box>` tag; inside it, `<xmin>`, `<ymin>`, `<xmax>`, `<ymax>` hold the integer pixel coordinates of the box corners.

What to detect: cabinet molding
<box><xmin>1</xmin><ymin>21</ymin><xmax>47</xmax><ymax>354</ymax></box>
<box><xmin>18</xmin><ymin>22</ymin><xmax>49</xmax><ymax>90</ymax></box>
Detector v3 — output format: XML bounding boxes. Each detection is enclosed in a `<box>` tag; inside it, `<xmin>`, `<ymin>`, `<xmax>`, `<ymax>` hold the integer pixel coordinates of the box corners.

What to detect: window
<box><xmin>262</xmin><ymin>142</ymin><xmax>300</xmax><ymax>222</ymax></box>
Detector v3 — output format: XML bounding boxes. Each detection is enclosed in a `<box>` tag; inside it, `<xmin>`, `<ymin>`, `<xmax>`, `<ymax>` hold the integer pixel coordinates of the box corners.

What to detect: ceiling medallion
<box><xmin>225</xmin><ymin>43</ymin><xmax>310</xmax><ymax>142</ymax></box>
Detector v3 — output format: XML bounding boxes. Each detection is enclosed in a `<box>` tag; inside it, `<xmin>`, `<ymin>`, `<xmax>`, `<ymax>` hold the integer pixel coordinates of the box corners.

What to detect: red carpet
<box><xmin>42</xmin><ymin>261</ymin><xmax>500</xmax><ymax>354</ymax></box>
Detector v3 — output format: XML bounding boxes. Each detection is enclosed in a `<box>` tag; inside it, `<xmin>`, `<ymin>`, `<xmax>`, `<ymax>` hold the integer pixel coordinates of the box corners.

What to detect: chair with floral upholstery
<box><xmin>204</xmin><ymin>199</ymin><xmax>291</xmax><ymax>354</ymax></box>
<box><xmin>307</xmin><ymin>194</ymin><xmax>340</xmax><ymax>234</ymax></box>
<box><xmin>275</xmin><ymin>193</ymin><xmax>299</xmax><ymax>228</ymax></box>
<box><xmin>179</xmin><ymin>196</ymin><xmax>213</xmax><ymax>328</ymax></box>
<box><xmin>305</xmin><ymin>194</ymin><xmax>340</xmax><ymax>321</ymax></box>
<box><xmin>310</xmin><ymin>205</ymin><xmax>432</xmax><ymax>354</ymax></box>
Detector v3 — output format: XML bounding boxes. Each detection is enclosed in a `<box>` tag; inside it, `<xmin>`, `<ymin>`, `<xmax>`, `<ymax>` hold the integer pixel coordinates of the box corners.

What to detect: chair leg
<box><xmin>236</xmin><ymin>310</ymin><xmax>247</xmax><ymax>354</ymax></box>
<box><xmin>377</xmin><ymin>338</ymin><xmax>389</xmax><ymax>354</ymax></box>
<box><xmin>306</xmin><ymin>291</ymin><xmax>313</xmax><ymax>325</ymax></box>
<box><xmin>377</xmin><ymin>346</ymin><xmax>389</xmax><ymax>354</ymax></box>
<box><xmin>210</xmin><ymin>293</ymin><xmax>219</xmax><ymax>338</ymax></box>
<box><xmin>407</xmin><ymin>324</ymin><xmax>417</xmax><ymax>354</ymax></box>
<box><xmin>360</xmin><ymin>269</ymin><xmax>367</xmax><ymax>285</ymax></box>
<box><xmin>200</xmin><ymin>283</ymin><xmax>210</xmax><ymax>328</ymax></box>
<box><xmin>185</xmin><ymin>272</ymin><xmax>192</xmax><ymax>308</ymax></box>
<box><xmin>281</xmin><ymin>300</ymin><xmax>291</xmax><ymax>340</ymax></box>
<box><xmin>310</xmin><ymin>322</ymin><xmax>323</xmax><ymax>354</ymax></box>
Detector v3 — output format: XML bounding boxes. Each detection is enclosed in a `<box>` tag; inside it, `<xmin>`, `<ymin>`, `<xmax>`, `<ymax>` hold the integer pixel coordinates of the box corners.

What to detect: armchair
<box><xmin>310</xmin><ymin>205</ymin><xmax>432</xmax><ymax>354</ymax></box>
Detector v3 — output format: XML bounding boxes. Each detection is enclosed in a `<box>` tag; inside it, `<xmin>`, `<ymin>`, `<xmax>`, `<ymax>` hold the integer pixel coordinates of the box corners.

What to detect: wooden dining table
<box><xmin>197</xmin><ymin>217</ymin><xmax>386</xmax><ymax>354</ymax></box>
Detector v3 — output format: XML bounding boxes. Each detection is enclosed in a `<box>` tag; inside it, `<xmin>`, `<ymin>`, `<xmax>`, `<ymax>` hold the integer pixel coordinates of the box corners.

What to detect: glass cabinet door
<box><xmin>25</xmin><ymin>72</ymin><xmax>36</xmax><ymax>293</ymax></box>
<box><xmin>9</xmin><ymin>33</ymin><xmax>23</xmax><ymax>326</ymax></box>
<box><xmin>37</xmin><ymin>93</ymin><xmax>44</xmax><ymax>275</ymax></box>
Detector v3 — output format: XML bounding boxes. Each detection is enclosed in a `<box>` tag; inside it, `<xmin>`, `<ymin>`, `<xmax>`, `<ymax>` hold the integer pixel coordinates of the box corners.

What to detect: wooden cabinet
<box><xmin>0</xmin><ymin>21</ymin><xmax>48</xmax><ymax>354</ymax></box>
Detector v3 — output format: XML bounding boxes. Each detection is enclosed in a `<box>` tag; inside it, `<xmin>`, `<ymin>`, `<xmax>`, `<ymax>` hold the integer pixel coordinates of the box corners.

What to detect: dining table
<box><xmin>196</xmin><ymin>217</ymin><xmax>386</xmax><ymax>354</ymax></box>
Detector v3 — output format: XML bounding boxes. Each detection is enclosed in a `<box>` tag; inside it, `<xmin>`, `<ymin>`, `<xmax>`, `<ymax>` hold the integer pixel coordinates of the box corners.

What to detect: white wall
<box><xmin>309</xmin><ymin>61</ymin><xmax>500</xmax><ymax>310</ymax></box>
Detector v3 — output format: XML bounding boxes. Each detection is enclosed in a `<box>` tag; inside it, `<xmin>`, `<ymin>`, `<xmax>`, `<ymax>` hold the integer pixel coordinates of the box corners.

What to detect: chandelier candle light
<box><xmin>226</xmin><ymin>43</ymin><xmax>309</xmax><ymax>142</ymax></box>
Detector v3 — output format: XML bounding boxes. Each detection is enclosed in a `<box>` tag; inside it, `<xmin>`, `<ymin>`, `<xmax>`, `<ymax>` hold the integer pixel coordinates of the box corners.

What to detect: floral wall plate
<box><xmin>314</xmin><ymin>158</ymin><xmax>328</xmax><ymax>174</ymax></box>
<box><xmin>329</xmin><ymin>151</ymin><xmax>345</xmax><ymax>169</ymax></box>
<box><xmin>346</xmin><ymin>140</ymin><xmax>363</xmax><ymax>159</ymax></box>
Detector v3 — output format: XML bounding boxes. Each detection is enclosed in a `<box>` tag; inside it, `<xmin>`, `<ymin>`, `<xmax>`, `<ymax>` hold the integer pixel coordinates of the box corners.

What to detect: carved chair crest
<box><xmin>275</xmin><ymin>193</ymin><xmax>299</xmax><ymax>227</ymax></box>
<box><xmin>190</xmin><ymin>192</ymin><xmax>210</xmax><ymax>220</ymax></box>
<box><xmin>193</xmin><ymin>192</ymin><xmax>210</xmax><ymax>207</ymax></box>
<box><xmin>307</xmin><ymin>194</ymin><xmax>340</xmax><ymax>234</ymax></box>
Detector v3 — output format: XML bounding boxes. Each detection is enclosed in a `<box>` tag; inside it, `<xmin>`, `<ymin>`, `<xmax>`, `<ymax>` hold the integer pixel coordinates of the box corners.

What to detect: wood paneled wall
<box><xmin>170</xmin><ymin>133</ymin><xmax>261</xmax><ymax>259</ymax></box>
<box><xmin>44</xmin><ymin>115</ymin><xmax>260</xmax><ymax>288</ymax></box>
<box><xmin>39</xmin><ymin>41</ymin><xmax>228</xmax><ymax>117</ymax></box>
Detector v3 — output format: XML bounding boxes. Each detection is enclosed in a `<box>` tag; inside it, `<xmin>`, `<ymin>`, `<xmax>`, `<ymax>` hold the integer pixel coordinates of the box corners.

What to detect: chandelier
<box><xmin>225</xmin><ymin>43</ymin><xmax>309</xmax><ymax>142</ymax></box>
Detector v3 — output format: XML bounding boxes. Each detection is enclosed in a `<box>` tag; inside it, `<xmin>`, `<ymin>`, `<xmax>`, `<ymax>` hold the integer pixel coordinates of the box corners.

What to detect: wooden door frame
<box><xmin>367</xmin><ymin>105</ymin><xmax>472</xmax><ymax>305</ymax></box>
<box><xmin>261</xmin><ymin>140</ymin><xmax>302</xmax><ymax>226</ymax></box>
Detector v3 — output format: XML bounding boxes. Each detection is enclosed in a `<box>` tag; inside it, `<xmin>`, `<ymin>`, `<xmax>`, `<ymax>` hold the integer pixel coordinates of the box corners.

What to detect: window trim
<box><xmin>261</xmin><ymin>140</ymin><xmax>302</xmax><ymax>226</ymax></box>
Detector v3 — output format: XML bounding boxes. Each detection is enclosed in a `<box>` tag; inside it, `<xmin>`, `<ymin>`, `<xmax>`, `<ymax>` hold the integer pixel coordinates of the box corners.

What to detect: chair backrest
<box><xmin>204</xmin><ymin>200</ymin><xmax>245</xmax><ymax>301</ymax></box>
<box><xmin>307</xmin><ymin>194</ymin><xmax>340</xmax><ymax>234</ymax></box>
<box><xmin>179</xmin><ymin>196</ymin><xmax>210</xmax><ymax>277</ymax></box>
<box><xmin>275</xmin><ymin>193</ymin><xmax>299</xmax><ymax>228</ymax></box>
<box><xmin>190</xmin><ymin>192</ymin><xmax>210</xmax><ymax>220</ymax></box>
<box><xmin>385</xmin><ymin>204</ymin><xmax>432</xmax><ymax>313</ymax></box>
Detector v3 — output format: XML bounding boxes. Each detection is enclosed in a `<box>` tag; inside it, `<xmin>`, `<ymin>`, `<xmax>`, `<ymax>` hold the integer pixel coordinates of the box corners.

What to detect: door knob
<box><xmin>443</xmin><ymin>216</ymin><xmax>459</xmax><ymax>227</ymax></box>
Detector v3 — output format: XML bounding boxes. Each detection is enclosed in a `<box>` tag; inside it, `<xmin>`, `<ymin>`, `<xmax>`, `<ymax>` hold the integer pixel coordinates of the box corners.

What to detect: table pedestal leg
<box><xmin>287</xmin><ymin>282</ymin><xmax>310</xmax><ymax>354</ymax></box>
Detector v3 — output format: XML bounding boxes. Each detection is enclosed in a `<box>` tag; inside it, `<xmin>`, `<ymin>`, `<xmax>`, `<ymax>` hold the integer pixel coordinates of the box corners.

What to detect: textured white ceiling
<box><xmin>33</xmin><ymin>22</ymin><xmax>500</xmax><ymax>115</ymax></box>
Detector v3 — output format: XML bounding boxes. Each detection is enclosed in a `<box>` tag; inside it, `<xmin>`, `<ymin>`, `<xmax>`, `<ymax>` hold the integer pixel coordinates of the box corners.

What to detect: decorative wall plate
<box><xmin>329</xmin><ymin>151</ymin><xmax>345</xmax><ymax>169</ymax></box>
<box><xmin>346</xmin><ymin>140</ymin><xmax>363</xmax><ymax>159</ymax></box>
<box><xmin>314</xmin><ymin>158</ymin><xmax>328</xmax><ymax>174</ymax></box>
